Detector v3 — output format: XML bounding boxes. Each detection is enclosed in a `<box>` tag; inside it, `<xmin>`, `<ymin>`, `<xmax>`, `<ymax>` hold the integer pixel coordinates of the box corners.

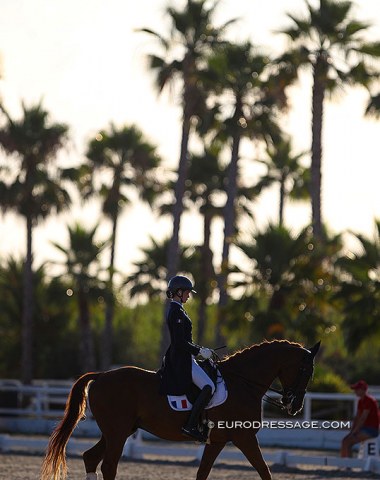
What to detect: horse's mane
<box><xmin>222</xmin><ymin>339</ymin><xmax>304</xmax><ymax>362</ymax></box>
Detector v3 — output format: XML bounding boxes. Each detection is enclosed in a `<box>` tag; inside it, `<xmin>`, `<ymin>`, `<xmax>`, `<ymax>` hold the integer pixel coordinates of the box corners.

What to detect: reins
<box><xmin>212</xmin><ymin>346</ymin><xmax>314</xmax><ymax>412</ymax></box>
<box><xmin>263</xmin><ymin>392</ymin><xmax>286</xmax><ymax>410</ymax></box>
<box><xmin>218</xmin><ymin>366</ymin><xmax>287</xmax><ymax>410</ymax></box>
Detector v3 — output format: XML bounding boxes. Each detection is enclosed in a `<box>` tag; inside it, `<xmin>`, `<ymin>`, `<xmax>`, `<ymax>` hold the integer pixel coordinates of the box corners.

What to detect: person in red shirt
<box><xmin>340</xmin><ymin>380</ymin><xmax>379</xmax><ymax>457</ymax></box>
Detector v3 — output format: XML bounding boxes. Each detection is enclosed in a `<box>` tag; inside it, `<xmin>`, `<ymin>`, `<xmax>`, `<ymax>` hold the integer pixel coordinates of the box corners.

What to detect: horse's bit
<box><xmin>265</xmin><ymin>348</ymin><xmax>315</xmax><ymax>413</ymax></box>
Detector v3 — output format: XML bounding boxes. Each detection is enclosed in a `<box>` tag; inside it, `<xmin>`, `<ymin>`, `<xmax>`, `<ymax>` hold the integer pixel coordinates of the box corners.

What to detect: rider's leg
<box><xmin>191</xmin><ymin>359</ymin><xmax>216</xmax><ymax>394</ymax></box>
<box><xmin>182</xmin><ymin>385</ymin><xmax>212</xmax><ymax>441</ymax></box>
<box><xmin>182</xmin><ymin>359</ymin><xmax>215</xmax><ymax>442</ymax></box>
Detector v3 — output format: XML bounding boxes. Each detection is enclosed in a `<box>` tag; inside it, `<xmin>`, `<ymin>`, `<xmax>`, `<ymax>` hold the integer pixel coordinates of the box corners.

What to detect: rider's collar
<box><xmin>171</xmin><ymin>300</ymin><xmax>183</xmax><ymax>307</ymax></box>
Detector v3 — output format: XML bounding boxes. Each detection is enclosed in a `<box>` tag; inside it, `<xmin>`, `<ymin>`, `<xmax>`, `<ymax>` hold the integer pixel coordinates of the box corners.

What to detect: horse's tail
<box><xmin>41</xmin><ymin>372</ymin><xmax>101</xmax><ymax>480</ymax></box>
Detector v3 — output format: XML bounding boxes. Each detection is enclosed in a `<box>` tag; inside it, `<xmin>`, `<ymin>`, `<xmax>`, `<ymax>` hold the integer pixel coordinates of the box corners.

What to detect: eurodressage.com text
<box><xmin>213</xmin><ymin>420</ymin><xmax>351</xmax><ymax>430</ymax></box>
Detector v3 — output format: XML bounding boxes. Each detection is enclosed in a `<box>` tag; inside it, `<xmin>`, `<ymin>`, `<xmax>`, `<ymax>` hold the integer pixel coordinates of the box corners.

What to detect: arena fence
<box><xmin>0</xmin><ymin>380</ymin><xmax>379</xmax><ymax>473</ymax></box>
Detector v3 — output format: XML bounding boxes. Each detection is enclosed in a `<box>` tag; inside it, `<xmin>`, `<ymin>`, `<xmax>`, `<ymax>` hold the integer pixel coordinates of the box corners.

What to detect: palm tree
<box><xmin>83</xmin><ymin>123</ymin><xmax>161</xmax><ymax>369</ymax></box>
<box><xmin>52</xmin><ymin>223</ymin><xmax>107</xmax><ymax>373</ymax></box>
<box><xmin>157</xmin><ymin>140</ymin><xmax>262</xmax><ymax>344</ymax></box>
<box><xmin>125</xmin><ymin>237</ymin><xmax>196</xmax><ymax>301</ymax></box>
<box><xmin>203</xmin><ymin>40</ymin><xmax>285</xmax><ymax>343</ymax></box>
<box><xmin>184</xmin><ymin>145</ymin><xmax>224</xmax><ymax>343</ymax></box>
<box><xmin>139</xmin><ymin>0</ymin><xmax>235</xmax><ymax>283</ymax></box>
<box><xmin>278</xmin><ymin>0</ymin><xmax>380</xmax><ymax>238</ymax></box>
<box><xmin>124</xmin><ymin>237</ymin><xmax>172</xmax><ymax>302</ymax></box>
<box><xmin>0</xmin><ymin>256</ymin><xmax>31</xmax><ymax>378</ymax></box>
<box><xmin>236</xmin><ymin>224</ymin><xmax>341</xmax><ymax>343</ymax></box>
<box><xmin>335</xmin><ymin>220</ymin><xmax>380</xmax><ymax>352</ymax></box>
<box><xmin>140</xmin><ymin>0</ymin><xmax>236</xmax><ymax>355</ymax></box>
<box><xmin>0</xmin><ymin>256</ymin><xmax>75</xmax><ymax>378</ymax></box>
<box><xmin>0</xmin><ymin>102</ymin><xmax>70</xmax><ymax>383</ymax></box>
<box><xmin>255</xmin><ymin>136</ymin><xmax>309</xmax><ymax>226</ymax></box>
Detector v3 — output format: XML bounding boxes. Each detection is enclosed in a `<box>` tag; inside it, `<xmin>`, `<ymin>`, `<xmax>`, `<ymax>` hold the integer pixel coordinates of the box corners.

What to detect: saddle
<box><xmin>166</xmin><ymin>360</ymin><xmax>228</xmax><ymax>412</ymax></box>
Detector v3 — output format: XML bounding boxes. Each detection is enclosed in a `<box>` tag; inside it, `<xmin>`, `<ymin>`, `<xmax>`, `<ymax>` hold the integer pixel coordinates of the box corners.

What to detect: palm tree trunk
<box><xmin>216</xmin><ymin>129</ymin><xmax>242</xmax><ymax>346</ymax></box>
<box><xmin>197</xmin><ymin>209</ymin><xmax>214</xmax><ymax>345</ymax></box>
<box><xmin>160</xmin><ymin>113</ymin><xmax>192</xmax><ymax>357</ymax></box>
<box><xmin>166</xmin><ymin>114</ymin><xmax>192</xmax><ymax>278</ymax></box>
<box><xmin>311</xmin><ymin>59</ymin><xmax>326</xmax><ymax>239</ymax></box>
<box><xmin>21</xmin><ymin>213</ymin><xmax>34</xmax><ymax>384</ymax></box>
<box><xmin>78</xmin><ymin>287</ymin><xmax>95</xmax><ymax>373</ymax></box>
<box><xmin>279</xmin><ymin>175</ymin><xmax>285</xmax><ymax>227</ymax></box>
<box><xmin>101</xmin><ymin>212</ymin><xmax>118</xmax><ymax>370</ymax></box>
<box><xmin>267</xmin><ymin>289</ymin><xmax>286</xmax><ymax>339</ymax></box>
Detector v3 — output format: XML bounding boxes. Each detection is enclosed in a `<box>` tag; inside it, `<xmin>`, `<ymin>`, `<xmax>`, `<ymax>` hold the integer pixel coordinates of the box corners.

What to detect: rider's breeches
<box><xmin>191</xmin><ymin>358</ymin><xmax>215</xmax><ymax>394</ymax></box>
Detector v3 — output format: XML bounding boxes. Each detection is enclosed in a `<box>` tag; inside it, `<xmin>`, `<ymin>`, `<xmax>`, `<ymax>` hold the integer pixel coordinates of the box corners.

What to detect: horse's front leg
<box><xmin>232</xmin><ymin>433</ymin><xmax>272</xmax><ymax>480</ymax></box>
<box><xmin>196</xmin><ymin>442</ymin><xmax>226</xmax><ymax>480</ymax></box>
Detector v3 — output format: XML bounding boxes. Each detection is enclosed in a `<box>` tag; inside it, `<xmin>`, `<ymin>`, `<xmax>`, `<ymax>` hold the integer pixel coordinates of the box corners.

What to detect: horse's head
<box><xmin>278</xmin><ymin>341</ymin><xmax>320</xmax><ymax>416</ymax></box>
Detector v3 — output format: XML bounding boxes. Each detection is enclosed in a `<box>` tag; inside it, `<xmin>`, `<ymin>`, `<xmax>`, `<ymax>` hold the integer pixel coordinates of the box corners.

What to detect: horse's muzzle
<box><xmin>282</xmin><ymin>391</ymin><xmax>305</xmax><ymax>416</ymax></box>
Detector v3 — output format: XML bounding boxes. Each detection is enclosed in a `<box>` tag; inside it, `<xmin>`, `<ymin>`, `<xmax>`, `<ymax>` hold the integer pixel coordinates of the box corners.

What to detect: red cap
<box><xmin>350</xmin><ymin>380</ymin><xmax>368</xmax><ymax>391</ymax></box>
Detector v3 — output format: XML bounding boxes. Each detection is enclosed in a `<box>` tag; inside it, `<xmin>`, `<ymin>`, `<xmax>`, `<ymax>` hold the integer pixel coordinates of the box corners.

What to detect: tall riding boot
<box><xmin>182</xmin><ymin>385</ymin><xmax>212</xmax><ymax>442</ymax></box>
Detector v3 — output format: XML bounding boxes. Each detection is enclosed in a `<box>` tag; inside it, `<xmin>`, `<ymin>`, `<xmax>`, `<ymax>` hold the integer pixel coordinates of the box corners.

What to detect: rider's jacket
<box><xmin>159</xmin><ymin>301</ymin><xmax>201</xmax><ymax>395</ymax></box>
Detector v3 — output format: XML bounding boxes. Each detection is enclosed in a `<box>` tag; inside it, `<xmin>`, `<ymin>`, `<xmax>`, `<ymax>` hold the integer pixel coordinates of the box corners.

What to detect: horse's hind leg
<box><xmin>101</xmin><ymin>432</ymin><xmax>129</xmax><ymax>480</ymax></box>
<box><xmin>196</xmin><ymin>442</ymin><xmax>226</xmax><ymax>480</ymax></box>
<box><xmin>83</xmin><ymin>435</ymin><xmax>106</xmax><ymax>475</ymax></box>
<box><xmin>232</xmin><ymin>435</ymin><xmax>272</xmax><ymax>480</ymax></box>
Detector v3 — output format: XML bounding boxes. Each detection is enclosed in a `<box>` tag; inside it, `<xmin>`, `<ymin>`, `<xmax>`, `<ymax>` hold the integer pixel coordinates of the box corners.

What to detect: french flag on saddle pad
<box><xmin>168</xmin><ymin>395</ymin><xmax>192</xmax><ymax>411</ymax></box>
<box><xmin>167</xmin><ymin>372</ymin><xmax>228</xmax><ymax>412</ymax></box>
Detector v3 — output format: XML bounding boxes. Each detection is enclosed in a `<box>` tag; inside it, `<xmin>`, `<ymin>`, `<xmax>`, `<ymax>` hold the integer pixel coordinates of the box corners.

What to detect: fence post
<box><xmin>34</xmin><ymin>388</ymin><xmax>43</xmax><ymax>420</ymax></box>
<box><xmin>303</xmin><ymin>394</ymin><xmax>311</xmax><ymax>422</ymax></box>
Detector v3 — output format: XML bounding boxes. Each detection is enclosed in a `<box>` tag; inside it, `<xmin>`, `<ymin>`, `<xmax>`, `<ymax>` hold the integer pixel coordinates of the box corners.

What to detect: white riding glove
<box><xmin>199</xmin><ymin>347</ymin><xmax>213</xmax><ymax>360</ymax></box>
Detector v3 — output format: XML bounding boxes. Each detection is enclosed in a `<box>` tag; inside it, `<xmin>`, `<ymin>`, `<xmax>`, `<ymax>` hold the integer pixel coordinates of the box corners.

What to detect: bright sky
<box><xmin>1</xmin><ymin>0</ymin><xmax>380</xmax><ymax>275</ymax></box>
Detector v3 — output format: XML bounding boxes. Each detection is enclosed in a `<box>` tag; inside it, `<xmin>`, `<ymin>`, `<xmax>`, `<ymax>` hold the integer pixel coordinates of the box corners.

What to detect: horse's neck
<box><xmin>223</xmin><ymin>346</ymin><xmax>281</xmax><ymax>392</ymax></box>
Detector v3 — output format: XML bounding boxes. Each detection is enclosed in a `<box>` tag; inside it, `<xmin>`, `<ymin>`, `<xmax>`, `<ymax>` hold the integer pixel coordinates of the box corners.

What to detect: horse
<box><xmin>41</xmin><ymin>339</ymin><xmax>320</xmax><ymax>480</ymax></box>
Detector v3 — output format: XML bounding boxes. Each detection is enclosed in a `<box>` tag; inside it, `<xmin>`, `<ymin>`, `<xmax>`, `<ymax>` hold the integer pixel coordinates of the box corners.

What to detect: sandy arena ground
<box><xmin>0</xmin><ymin>453</ymin><xmax>377</xmax><ymax>480</ymax></box>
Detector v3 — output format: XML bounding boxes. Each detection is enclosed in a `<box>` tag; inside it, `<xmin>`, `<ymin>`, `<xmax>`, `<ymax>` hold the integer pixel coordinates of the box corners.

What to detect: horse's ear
<box><xmin>309</xmin><ymin>341</ymin><xmax>321</xmax><ymax>358</ymax></box>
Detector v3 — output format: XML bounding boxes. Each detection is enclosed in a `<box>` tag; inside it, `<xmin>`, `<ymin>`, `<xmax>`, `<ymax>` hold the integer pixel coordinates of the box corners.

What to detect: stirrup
<box><xmin>181</xmin><ymin>425</ymin><xmax>208</xmax><ymax>442</ymax></box>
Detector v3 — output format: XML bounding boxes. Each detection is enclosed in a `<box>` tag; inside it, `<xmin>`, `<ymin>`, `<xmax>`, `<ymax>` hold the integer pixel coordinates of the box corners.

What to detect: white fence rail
<box><xmin>3</xmin><ymin>379</ymin><xmax>379</xmax><ymax>421</ymax></box>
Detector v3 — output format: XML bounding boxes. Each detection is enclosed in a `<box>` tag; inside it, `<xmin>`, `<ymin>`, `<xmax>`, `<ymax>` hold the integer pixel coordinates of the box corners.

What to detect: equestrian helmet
<box><xmin>166</xmin><ymin>275</ymin><xmax>196</xmax><ymax>298</ymax></box>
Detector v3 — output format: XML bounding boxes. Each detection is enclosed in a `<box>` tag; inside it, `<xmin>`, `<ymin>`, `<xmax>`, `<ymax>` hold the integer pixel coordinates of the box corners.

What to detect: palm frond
<box><xmin>365</xmin><ymin>93</ymin><xmax>380</xmax><ymax>118</ymax></box>
<box><xmin>136</xmin><ymin>28</ymin><xmax>169</xmax><ymax>50</ymax></box>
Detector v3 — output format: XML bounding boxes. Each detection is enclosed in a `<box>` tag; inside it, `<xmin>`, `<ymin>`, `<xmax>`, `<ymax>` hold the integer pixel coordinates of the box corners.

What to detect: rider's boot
<box><xmin>181</xmin><ymin>385</ymin><xmax>212</xmax><ymax>442</ymax></box>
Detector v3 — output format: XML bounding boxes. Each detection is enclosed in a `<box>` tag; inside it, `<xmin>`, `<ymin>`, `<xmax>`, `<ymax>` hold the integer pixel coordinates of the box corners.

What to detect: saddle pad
<box><xmin>167</xmin><ymin>372</ymin><xmax>228</xmax><ymax>411</ymax></box>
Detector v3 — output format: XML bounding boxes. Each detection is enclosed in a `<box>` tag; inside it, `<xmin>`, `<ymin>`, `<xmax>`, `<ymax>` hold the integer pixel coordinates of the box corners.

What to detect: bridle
<box><xmin>212</xmin><ymin>346</ymin><xmax>316</xmax><ymax>413</ymax></box>
<box><xmin>264</xmin><ymin>348</ymin><xmax>315</xmax><ymax>413</ymax></box>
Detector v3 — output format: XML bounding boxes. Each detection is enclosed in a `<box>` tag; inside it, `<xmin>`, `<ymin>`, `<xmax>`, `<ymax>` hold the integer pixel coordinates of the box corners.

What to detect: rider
<box><xmin>161</xmin><ymin>274</ymin><xmax>215</xmax><ymax>442</ymax></box>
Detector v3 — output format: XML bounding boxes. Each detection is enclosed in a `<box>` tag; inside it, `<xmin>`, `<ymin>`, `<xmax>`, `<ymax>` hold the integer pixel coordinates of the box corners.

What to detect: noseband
<box><xmin>264</xmin><ymin>349</ymin><xmax>315</xmax><ymax>412</ymax></box>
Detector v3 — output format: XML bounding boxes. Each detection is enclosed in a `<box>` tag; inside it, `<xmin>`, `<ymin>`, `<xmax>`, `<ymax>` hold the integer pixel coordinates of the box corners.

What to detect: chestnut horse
<box><xmin>41</xmin><ymin>340</ymin><xmax>320</xmax><ymax>480</ymax></box>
